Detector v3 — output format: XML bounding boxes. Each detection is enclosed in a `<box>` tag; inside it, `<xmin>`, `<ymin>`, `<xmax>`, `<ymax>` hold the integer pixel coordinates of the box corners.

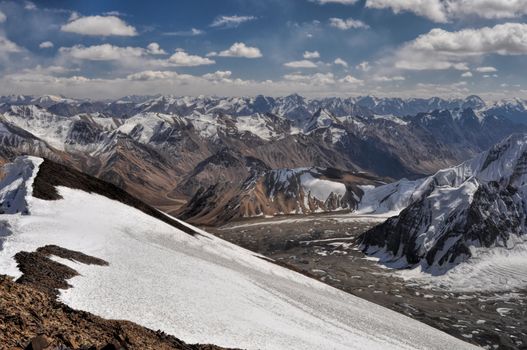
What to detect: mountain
<box><xmin>179</xmin><ymin>166</ymin><xmax>385</xmax><ymax>225</ymax></box>
<box><xmin>0</xmin><ymin>94</ymin><xmax>526</xmax><ymax>225</ymax></box>
<box><xmin>0</xmin><ymin>156</ymin><xmax>477</xmax><ymax>350</ymax></box>
<box><xmin>359</xmin><ymin>133</ymin><xmax>527</xmax><ymax>274</ymax></box>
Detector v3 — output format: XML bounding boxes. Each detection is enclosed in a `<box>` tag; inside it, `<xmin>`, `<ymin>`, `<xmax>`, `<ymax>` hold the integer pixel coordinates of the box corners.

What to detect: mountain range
<box><xmin>0</xmin><ymin>94</ymin><xmax>526</xmax><ymax>225</ymax></box>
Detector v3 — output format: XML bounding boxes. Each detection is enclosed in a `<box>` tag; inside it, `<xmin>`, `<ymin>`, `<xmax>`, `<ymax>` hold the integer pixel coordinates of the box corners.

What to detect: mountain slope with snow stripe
<box><xmin>359</xmin><ymin>133</ymin><xmax>527</xmax><ymax>288</ymax></box>
<box><xmin>0</xmin><ymin>156</ymin><xmax>477</xmax><ymax>350</ymax></box>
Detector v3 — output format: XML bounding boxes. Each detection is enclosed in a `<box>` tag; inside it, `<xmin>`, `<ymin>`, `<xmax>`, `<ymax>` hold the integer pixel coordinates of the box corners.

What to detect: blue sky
<box><xmin>0</xmin><ymin>0</ymin><xmax>526</xmax><ymax>99</ymax></box>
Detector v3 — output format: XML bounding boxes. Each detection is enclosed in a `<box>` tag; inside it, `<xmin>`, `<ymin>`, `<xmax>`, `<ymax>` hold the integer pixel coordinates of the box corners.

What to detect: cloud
<box><xmin>147</xmin><ymin>43</ymin><xmax>166</xmax><ymax>55</ymax></box>
<box><xmin>394</xmin><ymin>23</ymin><xmax>527</xmax><ymax>71</ymax></box>
<box><xmin>476</xmin><ymin>66</ymin><xmax>497</xmax><ymax>73</ymax></box>
<box><xmin>39</xmin><ymin>41</ymin><xmax>54</xmax><ymax>49</ymax></box>
<box><xmin>0</xmin><ymin>11</ymin><xmax>6</xmax><ymax>23</ymax></box>
<box><xmin>0</xmin><ymin>34</ymin><xmax>22</xmax><ymax>54</ymax></box>
<box><xmin>310</xmin><ymin>0</ymin><xmax>359</xmax><ymax>4</ymax></box>
<box><xmin>329</xmin><ymin>17</ymin><xmax>369</xmax><ymax>30</ymax></box>
<box><xmin>210</xmin><ymin>15</ymin><xmax>256</xmax><ymax>28</ymax></box>
<box><xmin>61</xmin><ymin>15</ymin><xmax>137</xmax><ymax>36</ymax></box>
<box><xmin>356</xmin><ymin>61</ymin><xmax>371</xmax><ymax>71</ymax></box>
<box><xmin>283</xmin><ymin>60</ymin><xmax>318</xmax><ymax>68</ymax></box>
<box><xmin>127</xmin><ymin>70</ymin><xmax>179</xmax><ymax>81</ymax></box>
<box><xmin>163</xmin><ymin>28</ymin><xmax>204</xmax><ymax>36</ymax></box>
<box><xmin>284</xmin><ymin>72</ymin><xmax>336</xmax><ymax>85</ymax></box>
<box><xmin>461</xmin><ymin>71</ymin><xmax>473</xmax><ymax>78</ymax></box>
<box><xmin>24</xmin><ymin>1</ymin><xmax>36</xmax><ymax>11</ymax></box>
<box><xmin>334</xmin><ymin>58</ymin><xmax>348</xmax><ymax>67</ymax></box>
<box><xmin>60</xmin><ymin>44</ymin><xmax>144</xmax><ymax>61</ymax></box>
<box><xmin>168</xmin><ymin>50</ymin><xmax>215</xmax><ymax>66</ymax></box>
<box><xmin>409</xmin><ymin>24</ymin><xmax>527</xmax><ymax>56</ymax></box>
<box><xmin>365</xmin><ymin>0</ymin><xmax>527</xmax><ymax>23</ymax></box>
<box><xmin>303</xmin><ymin>51</ymin><xmax>320</xmax><ymax>59</ymax></box>
<box><xmin>212</xmin><ymin>42</ymin><xmax>262</xmax><ymax>58</ymax></box>
<box><xmin>339</xmin><ymin>75</ymin><xmax>364</xmax><ymax>84</ymax></box>
<box><xmin>202</xmin><ymin>70</ymin><xmax>233</xmax><ymax>82</ymax></box>
<box><xmin>373</xmin><ymin>75</ymin><xmax>405</xmax><ymax>82</ymax></box>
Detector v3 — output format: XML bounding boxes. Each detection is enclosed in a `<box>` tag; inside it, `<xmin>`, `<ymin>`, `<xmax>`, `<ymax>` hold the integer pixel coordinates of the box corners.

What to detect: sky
<box><xmin>0</xmin><ymin>0</ymin><xmax>526</xmax><ymax>100</ymax></box>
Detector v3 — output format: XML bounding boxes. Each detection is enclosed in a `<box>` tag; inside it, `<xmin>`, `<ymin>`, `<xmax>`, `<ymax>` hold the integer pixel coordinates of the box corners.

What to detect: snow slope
<box><xmin>0</xmin><ymin>156</ymin><xmax>477</xmax><ymax>350</ymax></box>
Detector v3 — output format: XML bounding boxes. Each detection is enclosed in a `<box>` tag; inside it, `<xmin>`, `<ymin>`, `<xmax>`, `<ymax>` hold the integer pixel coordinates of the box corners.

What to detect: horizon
<box><xmin>0</xmin><ymin>1</ymin><xmax>526</xmax><ymax>99</ymax></box>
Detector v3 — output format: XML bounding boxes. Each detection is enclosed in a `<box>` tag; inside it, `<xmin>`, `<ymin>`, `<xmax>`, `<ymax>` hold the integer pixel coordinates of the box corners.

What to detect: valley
<box><xmin>208</xmin><ymin>213</ymin><xmax>527</xmax><ymax>350</ymax></box>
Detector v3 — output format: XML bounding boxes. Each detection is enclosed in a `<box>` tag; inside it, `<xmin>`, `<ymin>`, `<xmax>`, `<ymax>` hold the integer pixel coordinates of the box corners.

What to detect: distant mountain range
<box><xmin>0</xmin><ymin>94</ymin><xmax>526</xmax><ymax>224</ymax></box>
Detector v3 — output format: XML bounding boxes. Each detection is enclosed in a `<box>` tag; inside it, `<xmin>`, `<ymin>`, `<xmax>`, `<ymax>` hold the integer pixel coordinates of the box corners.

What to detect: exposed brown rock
<box><xmin>0</xmin><ymin>245</ymin><xmax>236</xmax><ymax>350</ymax></box>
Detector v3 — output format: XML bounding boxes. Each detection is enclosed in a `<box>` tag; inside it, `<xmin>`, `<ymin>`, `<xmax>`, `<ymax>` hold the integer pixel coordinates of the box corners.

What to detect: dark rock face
<box><xmin>359</xmin><ymin>134</ymin><xmax>527</xmax><ymax>272</ymax></box>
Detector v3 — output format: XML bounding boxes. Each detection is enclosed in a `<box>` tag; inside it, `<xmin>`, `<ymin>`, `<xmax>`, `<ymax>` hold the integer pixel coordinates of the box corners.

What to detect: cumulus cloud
<box><xmin>394</xmin><ymin>23</ymin><xmax>527</xmax><ymax>71</ymax></box>
<box><xmin>339</xmin><ymin>75</ymin><xmax>364</xmax><ymax>84</ymax></box>
<box><xmin>356</xmin><ymin>61</ymin><xmax>371</xmax><ymax>71</ymax></box>
<box><xmin>283</xmin><ymin>60</ymin><xmax>318</xmax><ymax>68</ymax></box>
<box><xmin>461</xmin><ymin>71</ymin><xmax>473</xmax><ymax>78</ymax></box>
<box><xmin>476</xmin><ymin>66</ymin><xmax>497</xmax><ymax>73</ymax></box>
<box><xmin>168</xmin><ymin>50</ymin><xmax>215</xmax><ymax>66</ymax></box>
<box><xmin>334</xmin><ymin>58</ymin><xmax>348</xmax><ymax>67</ymax></box>
<box><xmin>0</xmin><ymin>11</ymin><xmax>6</xmax><ymax>23</ymax></box>
<box><xmin>329</xmin><ymin>17</ymin><xmax>369</xmax><ymax>30</ymax></box>
<box><xmin>210</xmin><ymin>15</ymin><xmax>256</xmax><ymax>28</ymax></box>
<box><xmin>127</xmin><ymin>70</ymin><xmax>179</xmax><ymax>81</ymax></box>
<box><xmin>39</xmin><ymin>41</ymin><xmax>54</xmax><ymax>49</ymax></box>
<box><xmin>147</xmin><ymin>43</ymin><xmax>166</xmax><ymax>55</ymax></box>
<box><xmin>366</xmin><ymin>0</ymin><xmax>527</xmax><ymax>22</ymax></box>
<box><xmin>303</xmin><ymin>51</ymin><xmax>320</xmax><ymax>59</ymax></box>
<box><xmin>61</xmin><ymin>15</ymin><xmax>137</xmax><ymax>36</ymax></box>
<box><xmin>0</xmin><ymin>35</ymin><xmax>22</xmax><ymax>54</ymax></box>
<box><xmin>59</xmin><ymin>44</ymin><xmax>144</xmax><ymax>61</ymax></box>
<box><xmin>202</xmin><ymin>70</ymin><xmax>232</xmax><ymax>80</ymax></box>
<box><xmin>211</xmin><ymin>42</ymin><xmax>262</xmax><ymax>58</ymax></box>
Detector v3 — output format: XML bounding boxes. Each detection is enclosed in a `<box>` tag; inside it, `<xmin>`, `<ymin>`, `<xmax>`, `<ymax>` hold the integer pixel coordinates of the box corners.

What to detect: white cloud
<box><xmin>394</xmin><ymin>23</ymin><xmax>527</xmax><ymax>71</ymax></box>
<box><xmin>483</xmin><ymin>74</ymin><xmax>499</xmax><ymax>78</ymax></box>
<box><xmin>213</xmin><ymin>42</ymin><xmax>262</xmax><ymax>58</ymax></box>
<box><xmin>356</xmin><ymin>61</ymin><xmax>371</xmax><ymax>71</ymax></box>
<box><xmin>39</xmin><ymin>41</ymin><xmax>54</xmax><ymax>49</ymax></box>
<box><xmin>24</xmin><ymin>1</ymin><xmax>36</xmax><ymax>11</ymax></box>
<box><xmin>127</xmin><ymin>70</ymin><xmax>179</xmax><ymax>81</ymax></box>
<box><xmin>310</xmin><ymin>0</ymin><xmax>360</xmax><ymax>4</ymax></box>
<box><xmin>60</xmin><ymin>44</ymin><xmax>144</xmax><ymax>61</ymax></box>
<box><xmin>283</xmin><ymin>60</ymin><xmax>318</xmax><ymax>68</ymax></box>
<box><xmin>461</xmin><ymin>71</ymin><xmax>473</xmax><ymax>78</ymax></box>
<box><xmin>366</xmin><ymin>0</ymin><xmax>527</xmax><ymax>23</ymax></box>
<box><xmin>147</xmin><ymin>43</ymin><xmax>166</xmax><ymax>55</ymax></box>
<box><xmin>0</xmin><ymin>35</ymin><xmax>22</xmax><ymax>54</ymax></box>
<box><xmin>339</xmin><ymin>75</ymin><xmax>364</xmax><ymax>84</ymax></box>
<box><xmin>303</xmin><ymin>50</ymin><xmax>320</xmax><ymax>59</ymax></box>
<box><xmin>334</xmin><ymin>58</ymin><xmax>348</xmax><ymax>67</ymax></box>
<box><xmin>476</xmin><ymin>66</ymin><xmax>497</xmax><ymax>73</ymax></box>
<box><xmin>329</xmin><ymin>17</ymin><xmax>369</xmax><ymax>30</ymax></box>
<box><xmin>164</xmin><ymin>28</ymin><xmax>204</xmax><ymax>36</ymax></box>
<box><xmin>284</xmin><ymin>72</ymin><xmax>336</xmax><ymax>85</ymax></box>
<box><xmin>210</xmin><ymin>15</ymin><xmax>256</xmax><ymax>28</ymax></box>
<box><xmin>0</xmin><ymin>11</ymin><xmax>6</xmax><ymax>23</ymax></box>
<box><xmin>202</xmin><ymin>70</ymin><xmax>233</xmax><ymax>81</ymax></box>
<box><xmin>373</xmin><ymin>75</ymin><xmax>405</xmax><ymax>82</ymax></box>
<box><xmin>168</xmin><ymin>50</ymin><xmax>215</xmax><ymax>66</ymax></box>
<box><xmin>61</xmin><ymin>15</ymin><xmax>137</xmax><ymax>36</ymax></box>
<box><xmin>410</xmin><ymin>24</ymin><xmax>527</xmax><ymax>56</ymax></box>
